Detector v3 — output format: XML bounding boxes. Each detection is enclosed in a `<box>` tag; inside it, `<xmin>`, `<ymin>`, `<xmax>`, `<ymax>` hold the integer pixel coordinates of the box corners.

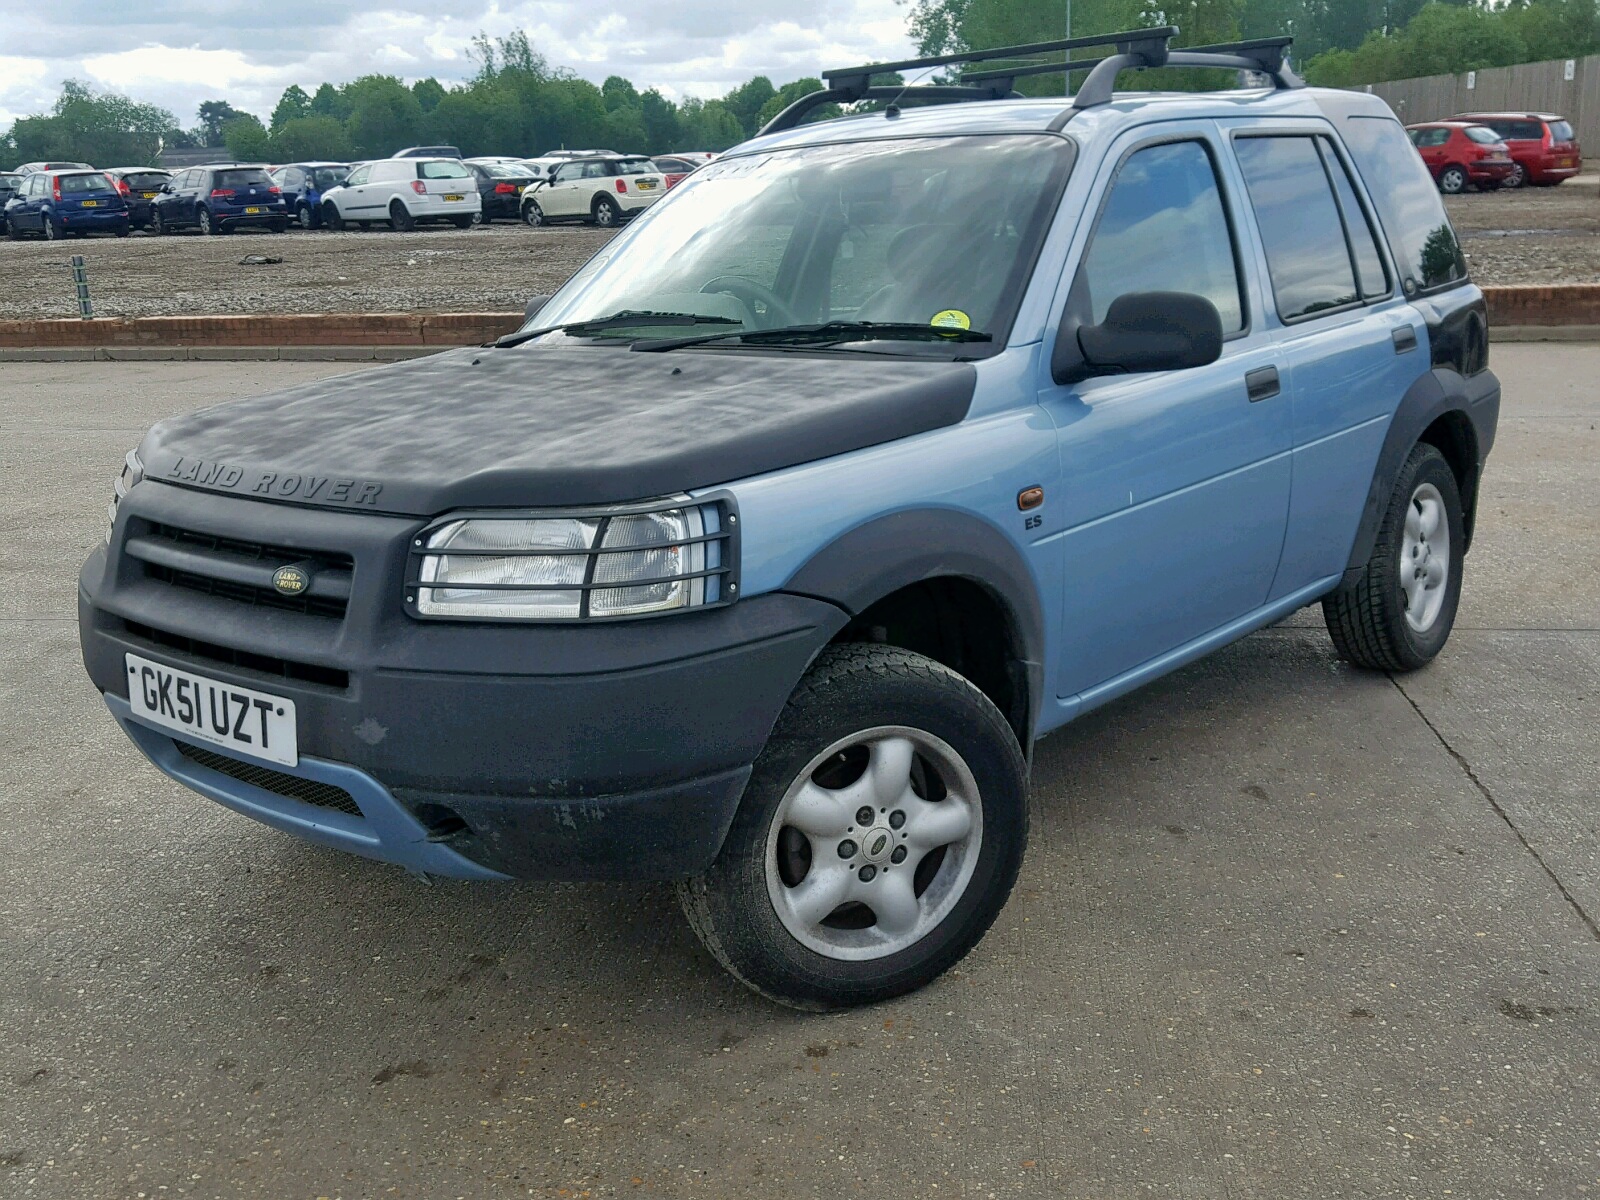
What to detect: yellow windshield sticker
<box><xmin>931</xmin><ymin>309</ymin><xmax>972</xmax><ymax>333</ymax></box>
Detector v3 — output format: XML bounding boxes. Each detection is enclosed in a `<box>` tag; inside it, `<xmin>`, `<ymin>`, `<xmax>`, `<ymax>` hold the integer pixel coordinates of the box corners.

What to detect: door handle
<box><xmin>1392</xmin><ymin>326</ymin><xmax>1418</xmax><ymax>354</ymax></box>
<box><xmin>1245</xmin><ymin>366</ymin><xmax>1280</xmax><ymax>403</ymax></box>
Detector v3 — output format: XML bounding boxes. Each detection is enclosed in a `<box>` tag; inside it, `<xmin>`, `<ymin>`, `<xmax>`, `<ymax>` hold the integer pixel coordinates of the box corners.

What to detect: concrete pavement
<box><xmin>1</xmin><ymin>349</ymin><xmax>1597</xmax><ymax>1199</ymax></box>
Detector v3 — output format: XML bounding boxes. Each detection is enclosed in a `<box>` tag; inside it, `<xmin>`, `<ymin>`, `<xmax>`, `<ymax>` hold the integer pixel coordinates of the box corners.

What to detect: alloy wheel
<box><xmin>764</xmin><ymin>725</ymin><xmax>983</xmax><ymax>961</ymax></box>
<box><xmin>1400</xmin><ymin>481</ymin><xmax>1450</xmax><ymax>633</ymax></box>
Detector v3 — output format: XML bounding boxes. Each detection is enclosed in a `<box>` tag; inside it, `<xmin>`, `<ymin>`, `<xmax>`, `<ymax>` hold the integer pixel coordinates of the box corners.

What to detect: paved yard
<box><xmin>1</xmin><ymin>347</ymin><xmax>1597</xmax><ymax>1199</ymax></box>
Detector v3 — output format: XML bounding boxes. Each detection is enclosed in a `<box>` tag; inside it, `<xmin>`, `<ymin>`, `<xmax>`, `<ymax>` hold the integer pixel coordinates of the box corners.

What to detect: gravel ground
<box><xmin>1445</xmin><ymin>169</ymin><xmax>1600</xmax><ymax>288</ymax></box>
<box><xmin>1</xmin><ymin>172</ymin><xmax>1594</xmax><ymax>320</ymax></box>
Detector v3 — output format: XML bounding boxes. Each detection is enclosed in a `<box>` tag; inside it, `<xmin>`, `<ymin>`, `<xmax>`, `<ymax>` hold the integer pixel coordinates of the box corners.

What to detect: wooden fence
<box><xmin>1366</xmin><ymin>55</ymin><xmax>1600</xmax><ymax>148</ymax></box>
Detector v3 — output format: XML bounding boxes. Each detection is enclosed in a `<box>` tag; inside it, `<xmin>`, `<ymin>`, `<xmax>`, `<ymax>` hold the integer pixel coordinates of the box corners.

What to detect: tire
<box><xmin>1505</xmin><ymin>162</ymin><xmax>1527</xmax><ymax>188</ymax></box>
<box><xmin>389</xmin><ymin>201</ymin><xmax>415</xmax><ymax>232</ymax></box>
<box><xmin>322</xmin><ymin>203</ymin><xmax>344</xmax><ymax>232</ymax></box>
<box><xmin>270</xmin><ymin>220</ymin><xmax>287</xmax><ymax>234</ymax></box>
<box><xmin>43</xmin><ymin>215</ymin><xmax>60</xmax><ymax>241</ymax></box>
<box><xmin>296</xmin><ymin>204</ymin><xmax>314</xmax><ymax>230</ymax></box>
<box><xmin>4</xmin><ymin>221</ymin><xmax>18</xmax><ymax>242</ymax></box>
<box><xmin>522</xmin><ymin>201</ymin><xmax>545</xmax><ymax>227</ymax></box>
<box><xmin>150</xmin><ymin>209</ymin><xmax>167</xmax><ymax>236</ymax></box>
<box><xmin>452</xmin><ymin>215</ymin><xmax>474</xmax><ymax>229</ymax></box>
<box><xmin>1437</xmin><ymin>165</ymin><xmax>1467</xmax><ymax>195</ymax></box>
<box><xmin>591</xmin><ymin>196</ymin><xmax>620</xmax><ymax>227</ymax></box>
<box><xmin>676</xmin><ymin>644</ymin><xmax>1028</xmax><ymax>1010</ymax></box>
<box><xmin>1323</xmin><ymin>443</ymin><xmax>1464</xmax><ymax>672</ymax></box>
<box><xmin>198</xmin><ymin>207</ymin><xmax>217</xmax><ymax>236</ymax></box>
<box><xmin>114</xmin><ymin>223</ymin><xmax>130</xmax><ymax>238</ymax></box>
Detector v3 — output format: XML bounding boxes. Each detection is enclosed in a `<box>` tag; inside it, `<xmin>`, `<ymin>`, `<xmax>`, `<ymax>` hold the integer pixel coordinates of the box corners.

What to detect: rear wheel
<box><xmin>592</xmin><ymin>196</ymin><xmax>620</xmax><ymax>227</ymax></box>
<box><xmin>197</xmin><ymin>207</ymin><xmax>217</xmax><ymax>236</ymax></box>
<box><xmin>1323</xmin><ymin>443</ymin><xmax>1464</xmax><ymax>672</ymax></box>
<box><xmin>1438</xmin><ymin>165</ymin><xmax>1467</xmax><ymax>194</ymax></box>
<box><xmin>322</xmin><ymin>203</ymin><xmax>344</xmax><ymax>231</ymax></box>
<box><xmin>389</xmin><ymin>201</ymin><xmax>415</xmax><ymax>232</ymax></box>
<box><xmin>677</xmin><ymin>645</ymin><xmax>1028</xmax><ymax>1010</ymax></box>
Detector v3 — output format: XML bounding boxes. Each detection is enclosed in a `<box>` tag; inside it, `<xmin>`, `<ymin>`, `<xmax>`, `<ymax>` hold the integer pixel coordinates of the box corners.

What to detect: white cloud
<box><xmin>1</xmin><ymin>0</ymin><xmax>917</xmax><ymax>131</ymax></box>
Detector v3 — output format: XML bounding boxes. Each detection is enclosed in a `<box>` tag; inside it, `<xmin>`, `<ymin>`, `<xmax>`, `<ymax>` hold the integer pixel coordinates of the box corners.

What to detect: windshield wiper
<box><xmin>493</xmin><ymin>310</ymin><xmax>741</xmax><ymax>350</ymax></box>
<box><xmin>630</xmin><ymin>321</ymin><xmax>993</xmax><ymax>353</ymax></box>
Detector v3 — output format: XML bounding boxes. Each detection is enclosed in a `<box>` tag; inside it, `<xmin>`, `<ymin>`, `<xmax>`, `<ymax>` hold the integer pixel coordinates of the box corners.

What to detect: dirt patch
<box><xmin>1445</xmin><ymin>174</ymin><xmax>1600</xmax><ymax>286</ymax></box>
<box><xmin>3</xmin><ymin>176</ymin><xmax>1595</xmax><ymax>320</ymax></box>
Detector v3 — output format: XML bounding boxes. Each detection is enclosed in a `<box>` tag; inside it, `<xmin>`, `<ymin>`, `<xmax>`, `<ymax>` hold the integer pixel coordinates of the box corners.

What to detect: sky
<box><xmin>0</xmin><ymin>0</ymin><xmax>919</xmax><ymax>129</ymax></box>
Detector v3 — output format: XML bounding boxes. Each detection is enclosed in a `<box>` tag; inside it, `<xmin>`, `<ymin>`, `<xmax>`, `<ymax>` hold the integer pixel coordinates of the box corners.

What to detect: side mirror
<box><xmin>1057</xmin><ymin>291</ymin><xmax>1223</xmax><ymax>383</ymax></box>
<box><xmin>524</xmin><ymin>295</ymin><xmax>552</xmax><ymax>321</ymax></box>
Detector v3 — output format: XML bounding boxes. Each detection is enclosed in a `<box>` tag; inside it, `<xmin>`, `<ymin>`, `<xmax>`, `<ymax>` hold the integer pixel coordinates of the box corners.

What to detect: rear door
<box><xmin>1223</xmin><ymin>124</ymin><xmax>1428</xmax><ymax>599</ymax></box>
<box><xmin>1039</xmin><ymin>125</ymin><xmax>1293</xmax><ymax>702</ymax></box>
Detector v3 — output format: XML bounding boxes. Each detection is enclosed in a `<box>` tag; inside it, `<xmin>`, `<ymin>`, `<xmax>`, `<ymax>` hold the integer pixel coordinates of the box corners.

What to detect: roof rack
<box><xmin>759</xmin><ymin>27</ymin><xmax>1303</xmax><ymax>136</ymax></box>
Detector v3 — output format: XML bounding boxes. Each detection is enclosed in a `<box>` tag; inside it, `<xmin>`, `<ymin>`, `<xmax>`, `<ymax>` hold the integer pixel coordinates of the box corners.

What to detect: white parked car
<box><xmin>321</xmin><ymin>158</ymin><xmax>481</xmax><ymax>231</ymax></box>
<box><xmin>514</xmin><ymin>157</ymin><xmax>568</xmax><ymax>184</ymax></box>
<box><xmin>519</xmin><ymin>156</ymin><xmax>666</xmax><ymax>228</ymax></box>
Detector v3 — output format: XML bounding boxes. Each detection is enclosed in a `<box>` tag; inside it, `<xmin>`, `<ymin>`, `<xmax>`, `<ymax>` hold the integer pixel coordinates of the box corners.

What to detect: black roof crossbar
<box><xmin>760</xmin><ymin>26</ymin><xmax>1179</xmax><ymax>135</ymax></box>
<box><xmin>758</xmin><ymin>28</ymin><xmax>1303</xmax><ymax>137</ymax></box>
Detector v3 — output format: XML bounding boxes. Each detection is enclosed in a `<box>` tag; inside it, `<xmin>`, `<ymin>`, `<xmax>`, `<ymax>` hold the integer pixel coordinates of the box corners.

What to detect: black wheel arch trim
<box><xmin>1343</xmin><ymin>365</ymin><xmax>1500</xmax><ymax>584</ymax></box>
<box><xmin>779</xmin><ymin>508</ymin><xmax>1046</xmax><ymax>750</ymax></box>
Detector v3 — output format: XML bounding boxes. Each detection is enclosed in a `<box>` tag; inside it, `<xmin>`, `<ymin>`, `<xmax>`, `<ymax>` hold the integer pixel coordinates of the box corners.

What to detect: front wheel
<box><xmin>1438</xmin><ymin>165</ymin><xmax>1467</xmax><ymax>194</ymax></box>
<box><xmin>1323</xmin><ymin>442</ymin><xmax>1465</xmax><ymax>672</ymax></box>
<box><xmin>677</xmin><ymin>645</ymin><xmax>1028</xmax><ymax>1010</ymax></box>
<box><xmin>322</xmin><ymin>203</ymin><xmax>344</xmax><ymax>231</ymax></box>
<box><xmin>522</xmin><ymin>201</ymin><xmax>545</xmax><ymax>227</ymax></box>
<box><xmin>150</xmin><ymin>210</ymin><xmax>167</xmax><ymax>236</ymax></box>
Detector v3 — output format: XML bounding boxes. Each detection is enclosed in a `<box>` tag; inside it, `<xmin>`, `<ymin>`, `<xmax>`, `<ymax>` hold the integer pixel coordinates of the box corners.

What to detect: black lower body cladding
<box><xmin>81</xmin><ymin>485</ymin><xmax>850</xmax><ymax>879</ymax></box>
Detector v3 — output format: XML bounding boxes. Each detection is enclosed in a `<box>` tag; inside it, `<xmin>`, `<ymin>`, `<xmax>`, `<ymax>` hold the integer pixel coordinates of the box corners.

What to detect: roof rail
<box><xmin>760</xmin><ymin>26</ymin><xmax>1179</xmax><ymax>136</ymax></box>
<box><xmin>758</xmin><ymin>27</ymin><xmax>1303</xmax><ymax>138</ymax></box>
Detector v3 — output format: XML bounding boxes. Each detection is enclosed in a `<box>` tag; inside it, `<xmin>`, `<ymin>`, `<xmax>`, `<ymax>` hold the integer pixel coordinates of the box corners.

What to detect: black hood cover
<box><xmin>140</xmin><ymin>343</ymin><xmax>978</xmax><ymax>516</ymax></box>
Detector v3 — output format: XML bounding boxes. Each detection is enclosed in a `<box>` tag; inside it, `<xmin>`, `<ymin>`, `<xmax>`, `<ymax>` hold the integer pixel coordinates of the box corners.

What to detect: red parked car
<box><xmin>1449</xmin><ymin>111</ymin><xmax>1582</xmax><ymax>187</ymax></box>
<box><xmin>1406</xmin><ymin>121</ymin><xmax>1515</xmax><ymax>193</ymax></box>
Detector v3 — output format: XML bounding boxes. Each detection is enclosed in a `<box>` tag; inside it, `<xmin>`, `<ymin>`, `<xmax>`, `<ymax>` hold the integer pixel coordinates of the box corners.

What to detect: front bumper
<box><xmin>81</xmin><ymin>483</ymin><xmax>847</xmax><ymax>879</ymax></box>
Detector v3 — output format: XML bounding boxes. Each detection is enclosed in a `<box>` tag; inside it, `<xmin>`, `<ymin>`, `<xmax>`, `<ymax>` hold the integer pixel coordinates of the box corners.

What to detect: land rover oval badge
<box><xmin>272</xmin><ymin>565</ymin><xmax>310</xmax><ymax>596</ymax></box>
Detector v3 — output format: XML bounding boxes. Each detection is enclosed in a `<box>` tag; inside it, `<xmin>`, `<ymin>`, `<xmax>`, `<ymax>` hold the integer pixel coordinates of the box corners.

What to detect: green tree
<box><xmin>723</xmin><ymin>76</ymin><xmax>778</xmax><ymax>137</ymax></box>
<box><xmin>270</xmin><ymin>85</ymin><xmax>310</xmax><ymax>131</ymax></box>
<box><xmin>412</xmin><ymin>77</ymin><xmax>447</xmax><ymax>113</ymax></box>
<box><xmin>8</xmin><ymin>80</ymin><xmax>178</xmax><ymax>165</ymax></box>
<box><xmin>677</xmin><ymin>98</ymin><xmax>746</xmax><ymax>151</ymax></box>
<box><xmin>197</xmin><ymin>99</ymin><xmax>244</xmax><ymax>145</ymax></box>
<box><xmin>756</xmin><ymin>78</ymin><xmax>830</xmax><ymax>130</ymax></box>
<box><xmin>640</xmin><ymin>88</ymin><xmax>681</xmax><ymax>151</ymax></box>
<box><xmin>221</xmin><ymin>113</ymin><xmax>273</xmax><ymax>161</ymax></box>
<box><xmin>270</xmin><ymin>115</ymin><xmax>351</xmax><ymax>161</ymax></box>
<box><xmin>342</xmin><ymin>75</ymin><xmax>423</xmax><ymax>157</ymax></box>
<box><xmin>309</xmin><ymin>82</ymin><xmax>348</xmax><ymax>120</ymax></box>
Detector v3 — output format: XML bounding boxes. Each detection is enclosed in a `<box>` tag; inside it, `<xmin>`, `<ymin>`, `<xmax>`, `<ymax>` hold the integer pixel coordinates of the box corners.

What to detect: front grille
<box><xmin>122</xmin><ymin>619</ymin><xmax>349</xmax><ymax>690</ymax></box>
<box><xmin>175</xmin><ymin>740</ymin><xmax>364</xmax><ymax>817</ymax></box>
<box><xmin>135</xmin><ymin>522</ymin><xmax>353</xmax><ymax>620</ymax></box>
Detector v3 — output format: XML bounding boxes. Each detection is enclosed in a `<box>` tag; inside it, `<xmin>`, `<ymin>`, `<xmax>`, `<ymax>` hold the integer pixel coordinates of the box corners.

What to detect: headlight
<box><xmin>108</xmin><ymin>448</ymin><xmax>142</xmax><ymax>542</ymax></box>
<box><xmin>407</xmin><ymin>498</ymin><xmax>736</xmax><ymax>621</ymax></box>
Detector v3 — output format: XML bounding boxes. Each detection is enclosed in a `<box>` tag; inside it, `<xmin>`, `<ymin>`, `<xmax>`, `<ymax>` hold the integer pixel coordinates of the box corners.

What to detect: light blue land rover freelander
<box><xmin>81</xmin><ymin>29</ymin><xmax>1500</xmax><ymax>1009</ymax></box>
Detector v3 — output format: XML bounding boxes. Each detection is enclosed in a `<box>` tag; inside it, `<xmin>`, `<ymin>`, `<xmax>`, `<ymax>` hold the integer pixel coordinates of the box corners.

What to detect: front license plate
<box><xmin>125</xmin><ymin>652</ymin><xmax>298</xmax><ymax>767</ymax></box>
<box><xmin>244</xmin><ymin>206</ymin><xmax>263</xmax><ymax>214</ymax></box>
<box><xmin>82</xmin><ymin>200</ymin><xmax>99</xmax><ymax>207</ymax></box>
<box><xmin>443</xmin><ymin>194</ymin><xmax>464</xmax><ymax>202</ymax></box>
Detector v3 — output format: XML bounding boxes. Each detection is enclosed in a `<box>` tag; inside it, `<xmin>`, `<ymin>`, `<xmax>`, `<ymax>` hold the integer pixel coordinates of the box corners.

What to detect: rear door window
<box><xmin>1337</xmin><ymin>115</ymin><xmax>1466</xmax><ymax>293</ymax></box>
<box><xmin>1078</xmin><ymin>139</ymin><xmax>1245</xmax><ymax>333</ymax></box>
<box><xmin>1507</xmin><ymin>120</ymin><xmax>1544</xmax><ymax>140</ymax></box>
<box><xmin>1235</xmin><ymin>136</ymin><xmax>1358</xmax><ymax>321</ymax></box>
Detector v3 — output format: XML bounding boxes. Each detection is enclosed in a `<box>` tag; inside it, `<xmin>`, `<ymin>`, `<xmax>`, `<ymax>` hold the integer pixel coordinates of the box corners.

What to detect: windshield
<box><xmin>483</xmin><ymin>163</ymin><xmax>528</xmax><ymax>179</ymax></box>
<box><xmin>310</xmin><ymin>167</ymin><xmax>348</xmax><ymax>188</ymax></box>
<box><xmin>57</xmin><ymin>173</ymin><xmax>113</xmax><ymax>194</ymax></box>
<box><xmin>527</xmin><ymin>135</ymin><xmax>1074</xmax><ymax>352</ymax></box>
<box><xmin>420</xmin><ymin>160</ymin><xmax>471</xmax><ymax>179</ymax></box>
<box><xmin>1463</xmin><ymin>126</ymin><xmax>1501</xmax><ymax>144</ymax></box>
<box><xmin>122</xmin><ymin>171</ymin><xmax>170</xmax><ymax>188</ymax></box>
<box><xmin>216</xmin><ymin>169</ymin><xmax>271</xmax><ymax>189</ymax></box>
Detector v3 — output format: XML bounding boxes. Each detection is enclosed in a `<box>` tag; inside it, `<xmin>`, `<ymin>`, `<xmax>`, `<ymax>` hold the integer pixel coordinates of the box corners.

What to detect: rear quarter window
<box><xmin>1338</xmin><ymin>116</ymin><xmax>1467</xmax><ymax>294</ymax></box>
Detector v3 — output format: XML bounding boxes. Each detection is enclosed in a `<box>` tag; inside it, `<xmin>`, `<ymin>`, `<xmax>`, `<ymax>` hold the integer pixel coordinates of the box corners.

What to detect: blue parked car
<box><xmin>4</xmin><ymin>169</ymin><xmax>129</xmax><ymax>240</ymax></box>
<box><xmin>81</xmin><ymin>28</ymin><xmax>1499</xmax><ymax>1010</ymax></box>
<box><xmin>149</xmin><ymin>164</ymin><xmax>288</xmax><ymax>235</ymax></box>
<box><xmin>269</xmin><ymin>161</ymin><xmax>351</xmax><ymax>229</ymax></box>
